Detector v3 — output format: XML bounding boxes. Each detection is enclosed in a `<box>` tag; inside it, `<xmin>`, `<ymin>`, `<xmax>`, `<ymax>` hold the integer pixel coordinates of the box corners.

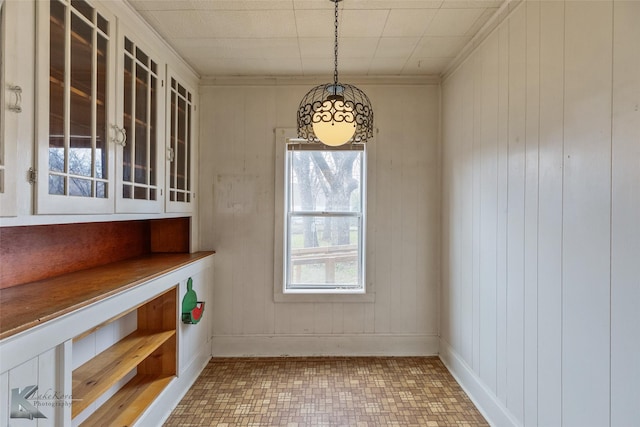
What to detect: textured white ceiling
<box><xmin>128</xmin><ymin>0</ymin><xmax>504</xmax><ymax>77</ymax></box>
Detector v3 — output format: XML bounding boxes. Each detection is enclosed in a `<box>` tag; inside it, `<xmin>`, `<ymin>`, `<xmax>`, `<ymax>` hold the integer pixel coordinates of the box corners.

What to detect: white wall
<box><xmin>440</xmin><ymin>1</ymin><xmax>640</xmax><ymax>426</ymax></box>
<box><xmin>199</xmin><ymin>80</ymin><xmax>441</xmax><ymax>356</ymax></box>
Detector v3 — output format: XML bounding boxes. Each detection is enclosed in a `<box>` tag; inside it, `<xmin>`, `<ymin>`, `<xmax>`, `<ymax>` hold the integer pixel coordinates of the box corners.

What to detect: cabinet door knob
<box><xmin>111</xmin><ymin>125</ymin><xmax>127</xmax><ymax>147</ymax></box>
<box><xmin>8</xmin><ymin>85</ymin><xmax>22</xmax><ymax>113</ymax></box>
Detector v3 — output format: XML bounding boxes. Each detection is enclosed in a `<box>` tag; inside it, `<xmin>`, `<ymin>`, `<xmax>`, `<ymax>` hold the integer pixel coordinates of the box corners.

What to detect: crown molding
<box><xmin>199</xmin><ymin>74</ymin><xmax>441</xmax><ymax>87</ymax></box>
<box><xmin>441</xmin><ymin>0</ymin><xmax>523</xmax><ymax>82</ymax></box>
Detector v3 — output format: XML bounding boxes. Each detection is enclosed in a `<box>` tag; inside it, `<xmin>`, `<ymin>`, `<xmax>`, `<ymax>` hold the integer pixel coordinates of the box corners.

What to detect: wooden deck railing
<box><xmin>291</xmin><ymin>244</ymin><xmax>357</xmax><ymax>283</ymax></box>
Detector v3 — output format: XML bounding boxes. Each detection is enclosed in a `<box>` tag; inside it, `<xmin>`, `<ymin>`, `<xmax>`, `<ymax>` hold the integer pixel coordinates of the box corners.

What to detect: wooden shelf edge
<box><xmin>73</xmin><ymin>286</ymin><xmax>176</xmax><ymax>343</ymax></box>
<box><xmin>72</xmin><ymin>329</ymin><xmax>175</xmax><ymax>418</ymax></box>
<box><xmin>78</xmin><ymin>374</ymin><xmax>174</xmax><ymax>427</ymax></box>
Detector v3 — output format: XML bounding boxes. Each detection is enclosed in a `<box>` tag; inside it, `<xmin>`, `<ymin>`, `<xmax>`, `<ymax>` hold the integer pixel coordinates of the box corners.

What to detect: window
<box><xmin>283</xmin><ymin>141</ymin><xmax>366</xmax><ymax>294</ymax></box>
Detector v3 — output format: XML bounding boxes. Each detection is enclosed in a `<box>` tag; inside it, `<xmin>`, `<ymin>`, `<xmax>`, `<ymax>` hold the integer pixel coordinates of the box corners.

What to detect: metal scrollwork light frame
<box><xmin>296</xmin><ymin>0</ymin><xmax>374</xmax><ymax>145</ymax></box>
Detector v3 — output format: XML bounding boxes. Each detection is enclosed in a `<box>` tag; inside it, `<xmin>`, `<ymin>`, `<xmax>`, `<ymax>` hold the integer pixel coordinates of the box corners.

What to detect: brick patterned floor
<box><xmin>164</xmin><ymin>357</ymin><xmax>488</xmax><ymax>427</ymax></box>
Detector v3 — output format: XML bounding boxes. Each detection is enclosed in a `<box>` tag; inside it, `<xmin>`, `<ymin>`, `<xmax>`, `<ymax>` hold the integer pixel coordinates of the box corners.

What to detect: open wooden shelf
<box><xmin>79</xmin><ymin>374</ymin><xmax>173</xmax><ymax>427</ymax></box>
<box><xmin>72</xmin><ymin>329</ymin><xmax>175</xmax><ymax>417</ymax></box>
<box><xmin>71</xmin><ymin>284</ymin><xmax>178</xmax><ymax>423</ymax></box>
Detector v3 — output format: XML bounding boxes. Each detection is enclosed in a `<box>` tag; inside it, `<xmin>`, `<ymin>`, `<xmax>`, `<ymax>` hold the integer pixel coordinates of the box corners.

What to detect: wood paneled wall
<box><xmin>199</xmin><ymin>82</ymin><xmax>441</xmax><ymax>355</ymax></box>
<box><xmin>0</xmin><ymin>221</ymin><xmax>150</xmax><ymax>288</ymax></box>
<box><xmin>0</xmin><ymin>217</ymin><xmax>191</xmax><ymax>289</ymax></box>
<box><xmin>440</xmin><ymin>1</ymin><xmax>640</xmax><ymax>426</ymax></box>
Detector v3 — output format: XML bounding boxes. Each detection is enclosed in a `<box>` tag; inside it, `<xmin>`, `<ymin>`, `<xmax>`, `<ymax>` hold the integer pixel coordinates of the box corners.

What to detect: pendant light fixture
<box><xmin>297</xmin><ymin>0</ymin><xmax>374</xmax><ymax>147</ymax></box>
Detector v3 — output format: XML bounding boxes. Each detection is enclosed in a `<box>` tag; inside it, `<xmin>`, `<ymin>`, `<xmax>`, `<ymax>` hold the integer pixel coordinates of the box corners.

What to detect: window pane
<box><xmin>134</xmin><ymin>63</ymin><xmax>148</xmax><ymax>184</ymax></box>
<box><xmin>71</xmin><ymin>0</ymin><xmax>93</xmax><ymax>22</ymax></box>
<box><xmin>123</xmin><ymin>55</ymin><xmax>133</xmax><ymax>185</ymax></box>
<box><xmin>49</xmin><ymin>0</ymin><xmax>65</xmax><ymax>175</ymax></box>
<box><xmin>68</xmin><ymin>147</ymin><xmax>93</xmax><ymax>177</ymax></box>
<box><xmin>290</xmin><ymin>150</ymin><xmax>362</xmax><ymax>212</ymax></box>
<box><xmin>149</xmin><ymin>73</ymin><xmax>157</xmax><ymax>188</ymax></box>
<box><xmin>170</xmin><ymin>91</ymin><xmax>176</xmax><ymax>189</ymax></box>
<box><xmin>97</xmin><ymin>13</ymin><xmax>108</xmax><ymax>34</ymax></box>
<box><xmin>96</xmin><ymin>181</ymin><xmax>107</xmax><ymax>198</ymax></box>
<box><xmin>288</xmin><ymin>215</ymin><xmax>361</xmax><ymax>287</ymax></box>
<box><xmin>134</xmin><ymin>185</ymin><xmax>146</xmax><ymax>200</ymax></box>
<box><xmin>96</xmin><ymin>34</ymin><xmax>107</xmax><ymax>179</ymax></box>
<box><xmin>49</xmin><ymin>174</ymin><xmax>65</xmax><ymax>195</ymax></box>
<box><xmin>48</xmin><ymin>0</ymin><xmax>111</xmax><ymax>201</ymax></box>
<box><xmin>69</xmin><ymin>13</ymin><xmax>92</xmax><ymax>178</ymax></box>
<box><xmin>186</xmin><ymin>104</ymin><xmax>191</xmax><ymax>192</ymax></box>
<box><xmin>69</xmin><ymin>176</ymin><xmax>92</xmax><ymax>197</ymax></box>
<box><xmin>124</xmin><ymin>37</ymin><xmax>133</xmax><ymax>54</ymax></box>
<box><xmin>177</xmin><ymin>97</ymin><xmax>186</xmax><ymax>191</ymax></box>
<box><xmin>135</xmin><ymin>46</ymin><xmax>148</xmax><ymax>65</ymax></box>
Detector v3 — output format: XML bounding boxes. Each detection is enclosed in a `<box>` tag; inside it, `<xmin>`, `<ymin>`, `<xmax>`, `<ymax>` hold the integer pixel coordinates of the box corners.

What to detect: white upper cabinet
<box><xmin>165</xmin><ymin>69</ymin><xmax>197</xmax><ymax>213</ymax></box>
<box><xmin>0</xmin><ymin>1</ymin><xmax>17</xmax><ymax>217</ymax></box>
<box><xmin>114</xmin><ymin>23</ymin><xmax>165</xmax><ymax>214</ymax></box>
<box><xmin>0</xmin><ymin>0</ymin><xmax>31</xmax><ymax>217</ymax></box>
<box><xmin>35</xmin><ymin>0</ymin><xmax>117</xmax><ymax>214</ymax></box>
<box><xmin>24</xmin><ymin>0</ymin><xmax>198</xmax><ymax>218</ymax></box>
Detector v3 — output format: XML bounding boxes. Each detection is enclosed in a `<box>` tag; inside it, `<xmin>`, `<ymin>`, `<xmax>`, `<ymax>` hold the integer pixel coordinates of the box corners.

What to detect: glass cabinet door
<box><xmin>36</xmin><ymin>0</ymin><xmax>115</xmax><ymax>214</ymax></box>
<box><xmin>116</xmin><ymin>33</ymin><xmax>163</xmax><ymax>213</ymax></box>
<box><xmin>166</xmin><ymin>73</ymin><xmax>196</xmax><ymax>213</ymax></box>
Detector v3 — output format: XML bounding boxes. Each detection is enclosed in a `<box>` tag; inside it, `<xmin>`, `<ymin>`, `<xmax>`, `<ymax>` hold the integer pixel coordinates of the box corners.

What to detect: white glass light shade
<box><xmin>297</xmin><ymin>83</ymin><xmax>373</xmax><ymax>145</ymax></box>
<box><xmin>311</xmin><ymin>98</ymin><xmax>356</xmax><ymax>146</ymax></box>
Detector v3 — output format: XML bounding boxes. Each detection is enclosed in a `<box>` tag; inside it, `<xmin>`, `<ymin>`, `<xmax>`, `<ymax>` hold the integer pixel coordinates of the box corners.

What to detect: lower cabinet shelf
<box><xmin>79</xmin><ymin>374</ymin><xmax>174</xmax><ymax>427</ymax></box>
<box><xmin>72</xmin><ymin>329</ymin><xmax>176</xmax><ymax>417</ymax></box>
<box><xmin>71</xmin><ymin>286</ymin><xmax>178</xmax><ymax>425</ymax></box>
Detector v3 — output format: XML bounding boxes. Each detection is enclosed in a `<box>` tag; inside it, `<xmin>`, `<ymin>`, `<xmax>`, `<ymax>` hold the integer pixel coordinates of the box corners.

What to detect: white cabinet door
<box><xmin>114</xmin><ymin>23</ymin><xmax>165</xmax><ymax>214</ymax></box>
<box><xmin>1</xmin><ymin>347</ymin><xmax>67</xmax><ymax>427</ymax></box>
<box><xmin>0</xmin><ymin>0</ymin><xmax>23</xmax><ymax>217</ymax></box>
<box><xmin>35</xmin><ymin>0</ymin><xmax>117</xmax><ymax>214</ymax></box>
<box><xmin>165</xmin><ymin>68</ymin><xmax>197</xmax><ymax>213</ymax></box>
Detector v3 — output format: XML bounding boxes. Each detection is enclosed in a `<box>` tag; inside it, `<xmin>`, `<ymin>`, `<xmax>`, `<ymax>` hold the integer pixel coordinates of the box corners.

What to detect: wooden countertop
<box><xmin>0</xmin><ymin>251</ymin><xmax>215</xmax><ymax>341</ymax></box>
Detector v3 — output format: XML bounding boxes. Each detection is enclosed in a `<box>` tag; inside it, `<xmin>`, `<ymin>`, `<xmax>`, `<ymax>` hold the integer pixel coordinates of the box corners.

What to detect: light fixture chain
<box><xmin>333</xmin><ymin>0</ymin><xmax>339</xmax><ymax>90</ymax></box>
<box><xmin>297</xmin><ymin>0</ymin><xmax>373</xmax><ymax>146</ymax></box>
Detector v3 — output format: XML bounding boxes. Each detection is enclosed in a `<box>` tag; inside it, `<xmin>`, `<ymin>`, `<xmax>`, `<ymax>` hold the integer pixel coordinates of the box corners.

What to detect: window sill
<box><xmin>274</xmin><ymin>291</ymin><xmax>375</xmax><ymax>303</ymax></box>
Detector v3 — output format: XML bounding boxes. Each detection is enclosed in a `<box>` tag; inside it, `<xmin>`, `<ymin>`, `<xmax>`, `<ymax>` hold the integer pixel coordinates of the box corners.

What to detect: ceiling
<box><xmin>127</xmin><ymin>0</ymin><xmax>505</xmax><ymax>78</ymax></box>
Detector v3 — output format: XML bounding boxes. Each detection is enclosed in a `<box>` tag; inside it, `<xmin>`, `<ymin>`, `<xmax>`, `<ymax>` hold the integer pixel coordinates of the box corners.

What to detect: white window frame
<box><xmin>273</xmin><ymin>128</ymin><xmax>374</xmax><ymax>303</ymax></box>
